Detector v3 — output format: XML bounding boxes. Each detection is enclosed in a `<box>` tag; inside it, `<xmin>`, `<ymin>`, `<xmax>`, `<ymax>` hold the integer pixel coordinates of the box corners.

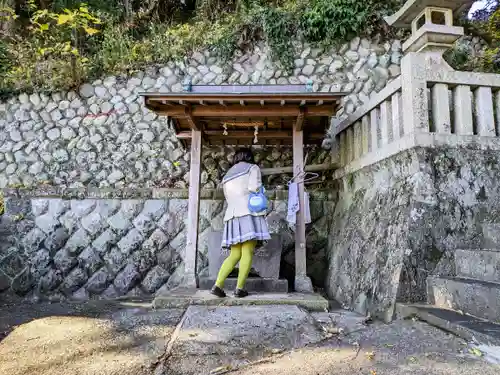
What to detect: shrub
<box><xmin>0</xmin><ymin>0</ymin><xmax>402</xmax><ymax>95</ymax></box>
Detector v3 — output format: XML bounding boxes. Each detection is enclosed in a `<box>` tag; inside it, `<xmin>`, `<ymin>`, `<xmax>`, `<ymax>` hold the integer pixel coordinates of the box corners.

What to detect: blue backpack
<box><xmin>248</xmin><ymin>186</ymin><xmax>268</xmax><ymax>213</ymax></box>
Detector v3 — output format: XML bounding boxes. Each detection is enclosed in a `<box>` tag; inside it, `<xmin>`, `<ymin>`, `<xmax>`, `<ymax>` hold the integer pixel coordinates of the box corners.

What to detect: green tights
<box><xmin>215</xmin><ymin>240</ymin><xmax>256</xmax><ymax>290</ymax></box>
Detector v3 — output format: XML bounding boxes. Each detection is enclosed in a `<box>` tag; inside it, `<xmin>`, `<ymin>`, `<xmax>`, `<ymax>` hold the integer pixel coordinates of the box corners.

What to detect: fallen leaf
<box><xmin>370</xmin><ymin>371</ymin><xmax>377</xmax><ymax>375</ymax></box>
<box><xmin>366</xmin><ymin>352</ymin><xmax>375</xmax><ymax>360</ymax></box>
<box><xmin>188</xmin><ymin>333</ymin><xmax>198</xmax><ymax>337</ymax></box>
<box><xmin>469</xmin><ymin>347</ymin><xmax>483</xmax><ymax>357</ymax></box>
<box><xmin>210</xmin><ymin>365</ymin><xmax>232</xmax><ymax>374</ymax></box>
<box><xmin>408</xmin><ymin>356</ymin><xmax>417</xmax><ymax>363</ymax></box>
<box><xmin>385</xmin><ymin>344</ymin><xmax>394</xmax><ymax>348</ymax></box>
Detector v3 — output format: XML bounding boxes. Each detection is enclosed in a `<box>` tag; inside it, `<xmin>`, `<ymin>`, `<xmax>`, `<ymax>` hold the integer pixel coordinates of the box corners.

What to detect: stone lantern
<box><xmin>385</xmin><ymin>0</ymin><xmax>473</xmax><ymax>67</ymax></box>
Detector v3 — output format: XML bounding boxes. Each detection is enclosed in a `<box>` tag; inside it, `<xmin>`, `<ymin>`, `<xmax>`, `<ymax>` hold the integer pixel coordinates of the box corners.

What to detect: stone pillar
<box><xmin>400</xmin><ymin>52</ymin><xmax>430</xmax><ymax>135</ymax></box>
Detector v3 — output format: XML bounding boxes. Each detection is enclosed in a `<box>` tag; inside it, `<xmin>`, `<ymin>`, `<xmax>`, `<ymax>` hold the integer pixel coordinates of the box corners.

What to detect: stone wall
<box><xmin>0</xmin><ymin>188</ymin><xmax>334</xmax><ymax>299</ymax></box>
<box><xmin>0</xmin><ymin>37</ymin><xmax>402</xmax><ymax>189</ymax></box>
<box><xmin>325</xmin><ymin>145</ymin><xmax>500</xmax><ymax>321</ymax></box>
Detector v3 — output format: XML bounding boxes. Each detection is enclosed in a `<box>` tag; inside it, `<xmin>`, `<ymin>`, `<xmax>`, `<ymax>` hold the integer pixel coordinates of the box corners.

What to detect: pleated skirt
<box><xmin>221</xmin><ymin>214</ymin><xmax>271</xmax><ymax>248</ymax></box>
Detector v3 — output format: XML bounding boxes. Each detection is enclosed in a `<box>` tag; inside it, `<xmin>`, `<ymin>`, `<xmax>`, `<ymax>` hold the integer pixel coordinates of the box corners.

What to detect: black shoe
<box><xmin>234</xmin><ymin>289</ymin><xmax>249</xmax><ymax>298</ymax></box>
<box><xmin>210</xmin><ymin>285</ymin><xmax>226</xmax><ymax>298</ymax></box>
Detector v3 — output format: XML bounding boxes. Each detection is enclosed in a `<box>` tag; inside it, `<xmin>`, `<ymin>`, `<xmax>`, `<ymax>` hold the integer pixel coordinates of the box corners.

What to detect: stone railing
<box><xmin>333</xmin><ymin>53</ymin><xmax>500</xmax><ymax>176</ymax></box>
<box><xmin>425</xmin><ymin>69</ymin><xmax>500</xmax><ymax>137</ymax></box>
<box><xmin>334</xmin><ymin>77</ymin><xmax>403</xmax><ymax>169</ymax></box>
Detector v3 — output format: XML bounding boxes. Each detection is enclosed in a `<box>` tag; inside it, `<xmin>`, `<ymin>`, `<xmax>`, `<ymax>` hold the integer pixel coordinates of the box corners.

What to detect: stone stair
<box><xmin>398</xmin><ymin>224</ymin><xmax>500</xmax><ymax>344</ymax></box>
<box><xmin>427</xmin><ymin>275</ymin><xmax>500</xmax><ymax>322</ymax></box>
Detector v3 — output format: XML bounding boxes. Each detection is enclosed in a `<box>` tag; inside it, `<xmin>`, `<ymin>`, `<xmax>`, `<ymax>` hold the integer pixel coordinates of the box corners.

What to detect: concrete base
<box><xmin>295</xmin><ymin>275</ymin><xmax>314</xmax><ymax>293</ymax></box>
<box><xmin>427</xmin><ymin>276</ymin><xmax>500</xmax><ymax>322</ymax></box>
<box><xmin>199</xmin><ymin>277</ymin><xmax>289</xmax><ymax>293</ymax></box>
<box><xmin>396</xmin><ymin>303</ymin><xmax>500</xmax><ymax>346</ymax></box>
<box><xmin>153</xmin><ymin>289</ymin><xmax>329</xmax><ymax>311</ymax></box>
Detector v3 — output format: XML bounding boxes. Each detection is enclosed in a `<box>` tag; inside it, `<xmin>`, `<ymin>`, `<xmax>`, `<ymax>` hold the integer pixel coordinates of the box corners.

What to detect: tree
<box><xmin>0</xmin><ymin>0</ymin><xmax>16</xmax><ymax>36</ymax></box>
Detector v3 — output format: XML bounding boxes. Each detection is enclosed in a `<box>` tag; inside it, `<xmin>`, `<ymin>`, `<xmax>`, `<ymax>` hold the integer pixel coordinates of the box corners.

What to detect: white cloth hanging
<box><xmin>287</xmin><ymin>182</ymin><xmax>299</xmax><ymax>225</ymax></box>
<box><xmin>287</xmin><ymin>182</ymin><xmax>312</xmax><ymax>226</ymax></box>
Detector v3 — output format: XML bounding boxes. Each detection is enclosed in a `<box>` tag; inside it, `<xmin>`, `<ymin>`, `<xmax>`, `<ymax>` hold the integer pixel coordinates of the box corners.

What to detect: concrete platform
<box><xmin>153</xmin><ymin>289</ymin><xmax>329</xmax><ymax>311</ymax></box>
<box><xmin>427</xmin><ymin>276</ymin><xmax>500</xmax><ymax>322</ymax></box>
<box><xmin>163</xmin><ymin>304</ymin><xmax>326</xmax><ymax>374</ymax></box>
<box><xmin>397</xmin><ymin>303</ymin><xmax>500</xmax><ymax>346</ymax></box>
<box><xmin>198</xmin><ymin>277</ymin><xmax>289</xmax><ymax>293</ymax></box>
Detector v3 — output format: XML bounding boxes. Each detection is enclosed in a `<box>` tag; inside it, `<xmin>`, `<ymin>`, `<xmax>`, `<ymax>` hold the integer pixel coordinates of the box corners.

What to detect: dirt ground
<box><xmin>1</xmin><ymin>296</ymin><xmax>499</xmax><ymax>375</ymax></box>
<box><xmin>229</xmin><ymin>321</ymin><xmax>500</xmax><ymax>375</ymax></box>
<box><xmin>0</xmin><ymin>296</ymin><xmax>183</xmax><ymax>375</ymax></box>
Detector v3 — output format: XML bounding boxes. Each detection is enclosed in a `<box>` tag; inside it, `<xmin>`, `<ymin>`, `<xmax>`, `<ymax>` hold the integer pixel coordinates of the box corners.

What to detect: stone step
<box><xmin>199</xmin><ymin>277</ymin><xmax>289</xmax><ymax>293</ymax></box>
<box><xmin>396</xmin><ymin>303</ymin><xmax>500</xmax><ymax>346</ymax></box>
<box><xmin>455</xmin><ymin>249</ymin><xmax>500</xmax><ymax>282</ymax></box>
<box><xmin>427</xmin><ymin>276</ymin><xmax>500</xmax><ymax>322</ymax></box>
<box><xmin>153</xmin><ymin>289</ymin><xmax>329</xmax><ymax>311</ymax></box>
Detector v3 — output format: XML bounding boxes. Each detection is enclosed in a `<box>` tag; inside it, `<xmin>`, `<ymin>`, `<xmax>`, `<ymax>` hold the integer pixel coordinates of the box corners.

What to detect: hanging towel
<box><xmin>287</xmin><ymin>182</ymin><xmax>300</xmax><ymax>226</ymax></box>
<box><xmin>287</xmin><ymin>183</ymin><xmax>312</xmax><ymax>226</ymax></box>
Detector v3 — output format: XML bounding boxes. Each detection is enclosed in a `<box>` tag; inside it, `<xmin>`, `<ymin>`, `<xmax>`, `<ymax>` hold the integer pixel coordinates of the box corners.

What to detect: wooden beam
<box><xmin>184</xmin><ymin>106</ymin><xmax>200</xmax><ymax>131</ymax></box>
<box><xmin>184</xmin><ymin>129</ymin><xmax>202</xmax><ymax>287</ymax></box>
<box><xmin>176</xmin><ymin>130</ymin><xmax>324</xmax><ymax>140</ymax></box>
<box><xmin>147</xmin><ymin>93</ymin><xmax>343</xmax><ymax>102</ymax></box>
<box><xmin>261</xmin><ymin>162</ymin><xmax>337</xmax><ymax>176</ymax></box>
<box><xmin>157</xmin><ymin>104</ymin><xmax>335</xmax><ymax>118</ymax></box>
<box><xmin>295</xmin><ymin>107</ymin><xmax>306</xmax><ymax>131</ymax></box>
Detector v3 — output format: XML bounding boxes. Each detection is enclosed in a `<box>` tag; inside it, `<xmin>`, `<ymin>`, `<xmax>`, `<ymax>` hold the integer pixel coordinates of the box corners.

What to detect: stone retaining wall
<box><xmin>0</xmin><ymin>188</ymin><xmax>335</xmax><ymax>300</ymax></box>
<box><xmin>326</xmin><ymin>145</ymin><xmax>500</xmax><ymax>321</ymax></box>
<box><xmin>0</xmin><ymin>37</ymin><xmax>403</xmax><ymax>190</ymax></box>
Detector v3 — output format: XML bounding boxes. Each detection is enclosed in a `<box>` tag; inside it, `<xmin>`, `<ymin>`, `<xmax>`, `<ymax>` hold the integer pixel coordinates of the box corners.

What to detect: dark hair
<box><xmin>233</xmin><ymin>148</ymin><xmax>254</xmax><ymax>165</ymax></box>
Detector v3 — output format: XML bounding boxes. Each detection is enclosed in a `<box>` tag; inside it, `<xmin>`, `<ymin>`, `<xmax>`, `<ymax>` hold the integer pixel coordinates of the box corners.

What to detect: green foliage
<box><xmin>51</xmin><ymin>0</ymin><xmax>124</xmax><ymax>20</ymax></box>
<box><xmin>444</xmin><ymin>45</ymin><xmax>475</xmax><ymax>71</ymax></box>
<box><xmin>0</xmin><ymin>0</ymin><xmax>400</xmax><ymax>95</ymax></box>
<box><xmin>300</xmin><ymin>0</ymin><xmax>398</xmax><ymax>43</ymax></box>
<box><xmin>0</xmin><ymin>39</ymin><xmax>10</xmax><ymax>75</ymax></box>
<box><xmin>301</xmin><ymin>0</ymin><xmax>369</xmax><ymax>43</ymax></box>
<box><xmin>250</xmin><ymin>5</ymin><xmax>296</xmax><ymax>71</ymax></box>
<box><xmin>0</xmin><ymin>1</ymin><xmax>102</xmax><ymax>93</ymax></box>
<box><xmin>447</xmin><ymin>2</ymin><xmax>500</xmax><ymax>73</ymax></box>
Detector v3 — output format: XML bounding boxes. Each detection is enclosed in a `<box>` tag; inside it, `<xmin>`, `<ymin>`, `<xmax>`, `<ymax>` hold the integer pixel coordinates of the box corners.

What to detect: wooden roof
<box><xmin>141</xmin><ymin>84</ymin><xmax>346</xmax><ymax>146</ymax></box>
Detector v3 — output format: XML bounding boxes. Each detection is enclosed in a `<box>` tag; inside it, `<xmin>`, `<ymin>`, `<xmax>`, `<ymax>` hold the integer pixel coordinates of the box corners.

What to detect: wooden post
<box><xmin>184</xmin><ymin>129</ymin><xmax>202</xmax><ymax>288</ymax></box>
<box><xmin>292</xmin><ymin>127</ymin><xmax>313</xmax><ymax>293</ymax></box>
